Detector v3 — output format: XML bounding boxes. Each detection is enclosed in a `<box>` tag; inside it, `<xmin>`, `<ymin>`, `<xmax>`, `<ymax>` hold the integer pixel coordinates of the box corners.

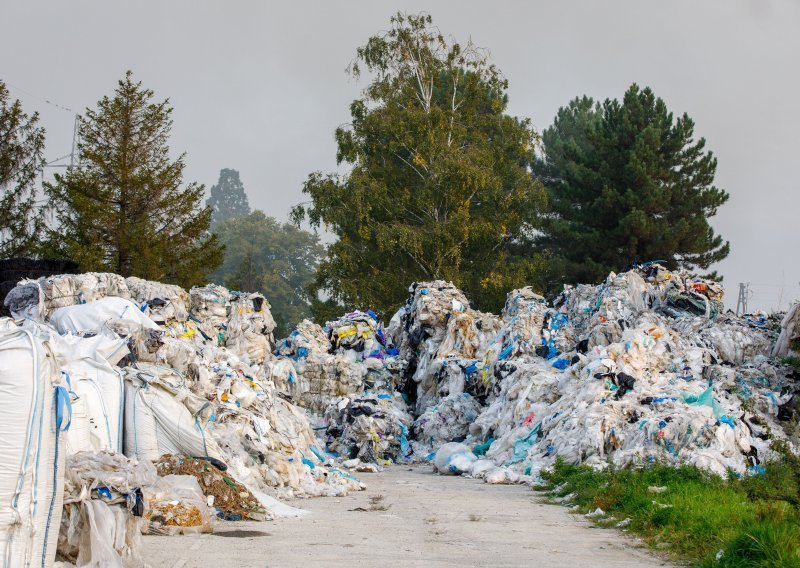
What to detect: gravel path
<box><xmin>141</xmin><ymin>465</ymin><xmax>671</xmax><ymax>568</ymax></box>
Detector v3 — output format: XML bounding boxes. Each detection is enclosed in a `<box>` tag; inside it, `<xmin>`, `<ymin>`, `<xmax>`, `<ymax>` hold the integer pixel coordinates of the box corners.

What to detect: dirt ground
<box><xmin>140</xmin><ymin>465</ymin><xmax>671</xmax><ymax>568</ymax></box>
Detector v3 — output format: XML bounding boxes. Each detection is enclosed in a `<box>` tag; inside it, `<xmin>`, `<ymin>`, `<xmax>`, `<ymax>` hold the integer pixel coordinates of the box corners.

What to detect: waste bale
<box><xmin>189</xmin><ymin>284</ymin><xmax>230</xmax><ymax>327</ymax></box>
<box><xmin>141</xmin><ymin>474</ymin><xmax>214</xmax><ymax>535</ymax></box>
<box><xmin>4</xmin><ymin>272</ymin><xmax>130</xmax><ymax>320</ymax></box>
<box><xmin>50</xmin><ymin>296</ymin><xmax>159</xmax><ymax>336</ymax></box>
<box><xmin>58</xmin><ymin>451</ymin><xmax>155</xmax><ymax>567</ymax></box>
<box><xmin>411</xmin><ymin>393</ymin><xmax>482</xmax><ymax>456</ymax></box>
<box><xmin>275</xmin><ymin>353</ymin><xmax>367</xmax><ymax>414</ymax></box>
<box><xmin>274</xmin><ymin>319</ymin><xmax>331</xmax><ymax>359</ymax></box>
<box><xmin>122</xmin><ymin>364</ymin><xmax>223</xmax><ymax>463</ymax></box>
<box><xmin>500</xmin><ymin>287</ymin><xmax>547</xmax><ymax>356</ymax></box>
<box><xmin>154</xmin><ymin>455</ymin><xmax>268</xmax><ymax>521</ymax></box>
<box><xmin>0</xmin><ymin>258</ymin><xmax>79</xmax><ymax>317</ymax></box>
<box><xmin>225</xmin><ymin>291</ymin><xmax>276</xmax><ymax>364</ymax></box>
<box><xmin>324</xmin><ymin>393</ymin><xmax>412</xmax><ymax>463</ymax></box>
<box><xmin>432</xmin><ymin>442</ymin><xmax>476</xmax><ymax>475</ymax></box>
<box><xmin>773</xmin><ymin>303</ymin><xmax>800</xmax><ymax>358</ymax></box>
<box><xmin>392</xmin><ymin>280</ymin><xmax>479</xmax><ymax>413</ymax></box>
<box><xmin>125</xmin><ymin>277</ymin><xmax>189</xmax><ymax>323</ymax></box>
<box><xmin>325</xmin><ymin>310</ymin><xmax>386</xmax><ymax>354</ymax></box>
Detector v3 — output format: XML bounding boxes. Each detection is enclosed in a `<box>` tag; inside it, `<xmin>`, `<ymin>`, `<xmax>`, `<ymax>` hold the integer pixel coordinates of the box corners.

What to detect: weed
<box><xmin>468</xmin><ymin>514</ymin><xmax>482</xmax><ymax>522</ymax></box>
<box><xmin>540</xmin><ymin>457</ymin><xmax>800</xmax><ymax>566</ymax></box>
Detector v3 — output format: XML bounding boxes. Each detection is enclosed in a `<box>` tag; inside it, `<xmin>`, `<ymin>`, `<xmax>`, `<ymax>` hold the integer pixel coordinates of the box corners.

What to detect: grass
<box><xmin>368</xmin><ymin>494</ymin><xmax>390</xmax><ymax>511</ymax></box>
<box><xmin>538</xmin><ymin>452</ymin><xmax>800</xmax><ymax>567</ymax></box>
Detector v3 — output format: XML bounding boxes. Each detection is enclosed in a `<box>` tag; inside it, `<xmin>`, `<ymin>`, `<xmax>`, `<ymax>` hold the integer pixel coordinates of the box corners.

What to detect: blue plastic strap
<box><xmin>55</xmin><ymin>385</ymin><xmax>72</xmax><ymax>432</ymax></box>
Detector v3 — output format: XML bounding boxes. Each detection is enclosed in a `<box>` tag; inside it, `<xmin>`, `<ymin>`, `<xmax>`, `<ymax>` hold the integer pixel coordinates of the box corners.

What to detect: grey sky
<box><xmin>1</xmin><ymin>0</ymin><xmax>797</xmax><ymax>311</ymax></box>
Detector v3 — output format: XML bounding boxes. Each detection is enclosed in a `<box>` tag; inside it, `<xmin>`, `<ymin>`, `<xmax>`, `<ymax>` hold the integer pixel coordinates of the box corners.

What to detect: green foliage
<box><xmin>211</xmin><ymin>210</ymin><xmax>324</xmax><ymax>335</ymax></box>
<box><xmin>207</xmin><ymin>168</ymin><xmax>251</xmax><ymax>227</ymax></box>
<box><xmin>540</xmin><ymin>457</ymin><xmax>800</xmax><ymax>566</ymax></box>
<box><xmin>0</xmin><ymin>80</ymin><xmax>46</xmax><ymax>258</ymax></box>
<box><xmin>44</xmin><ymin>72</ymin><xmax>222</xmax><ymax>288</ymax></box>
<box><xmin>534</xmin><ymin>85</ymin><xmax>730</xmax><ymax>291</ymax></box>
<box><xmin>783</xmin><ymin>357</ymin><xmax>800</xmax><ymax>372</ymax></box>
<box><xmin>292</xmin><ymin>12</ymin><xmax>547</xmax><ymax>317</ymax></box>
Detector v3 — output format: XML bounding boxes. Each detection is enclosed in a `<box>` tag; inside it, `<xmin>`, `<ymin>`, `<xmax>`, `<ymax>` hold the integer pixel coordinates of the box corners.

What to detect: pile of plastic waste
<box><xmin>323</xmin><ymin>392</ymin><xmax>413</xmax><ymax>463</ymax></box>
<box><xmin>1</xmin><ymin>263</ymin><xmax>797</xmax><ymax>566</ymax></box>
<box><xmin>1</xmin><ymin>273</ymin><xmax>364</xmax><ymax>567</ymax></box>
<box><xmin>405</xmin><ymin>266</ymin><xmax>798</xmax><ymax>481</ymax></box>
<box><xmin>276</xmin><ymin>271</ymin><xmax>797</xmax><ymax>479</ymax></box>
<box><xmin>271</xmin><ymin>311</ymin><xmax>412</xmax><ymax>462</ymax></box>
<box><xmin>774</xmin><ymin>302</ymin><xmax>800</xmax><ymax>359</ymax></box>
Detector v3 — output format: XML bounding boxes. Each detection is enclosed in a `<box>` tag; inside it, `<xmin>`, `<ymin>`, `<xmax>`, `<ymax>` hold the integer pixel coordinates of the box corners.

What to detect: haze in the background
<box><xmin>1</xmin><ymin>0</ymin><xmax>797</xmax><ymax>311</ymax></box>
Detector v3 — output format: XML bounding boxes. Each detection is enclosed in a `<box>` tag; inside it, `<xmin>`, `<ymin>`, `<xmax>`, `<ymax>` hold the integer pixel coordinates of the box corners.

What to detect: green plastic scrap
<box><xmin>509</xmin><ymin>424</ymin><xmax>541</xmax><ymax>464</ymax></box>
<box><xmin>473</xmin><ymin>438</ymin><xmax>495</xmax><ymax>457</ymax></box>
<box><xmin>684</xmin><ymin>386</ymin><xmax>725</xmax><ymax>419</ymax></box>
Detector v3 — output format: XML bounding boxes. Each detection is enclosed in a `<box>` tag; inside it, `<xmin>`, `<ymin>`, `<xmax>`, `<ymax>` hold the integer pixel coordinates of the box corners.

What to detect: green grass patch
<box><xmin>539</xmin><ymin>455</ymin><xmax>800</xmax><ymax>567</ymax></box>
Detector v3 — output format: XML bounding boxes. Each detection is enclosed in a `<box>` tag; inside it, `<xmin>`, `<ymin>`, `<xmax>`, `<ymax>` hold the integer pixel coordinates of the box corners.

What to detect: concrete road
<box><xmin>140</xmin><ymin>465</ymin><xmax>670</xmax><ymax>568</ymax></box>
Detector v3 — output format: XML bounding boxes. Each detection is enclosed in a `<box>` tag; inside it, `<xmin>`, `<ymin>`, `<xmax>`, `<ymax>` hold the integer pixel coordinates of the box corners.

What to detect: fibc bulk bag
<box><xmin>64</xmin><ymin>358</ymin><xmax>124</xmax><ymax>456</ymax></box>
<box><xmin>0</xmin><ymin>326</ymin><xmax>70</xmax><ymax>568</ymax></box>
<box><xmin>50</xmin><ymin>297</ymin><xmax>159</xmax><ymax>335</ymax></box>
<box><xmin>123</xmin><ymin>366</ymin><xmax>222</xmax><ymax>463</ymax></box>
<box><xmin>43</xmin><ymin>333</ymin><xmax>127</xmax><ymax>456</ymax></box>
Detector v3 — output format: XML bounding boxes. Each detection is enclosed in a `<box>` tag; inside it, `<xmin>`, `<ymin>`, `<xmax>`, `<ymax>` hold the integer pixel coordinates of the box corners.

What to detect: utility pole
<box><xmin>69</xmin><ymin>114</ymin><xmax>79</xmax><ymax>170</ymax></box>
<box><xmin>736</xmin><ymin>283</ymin><xmax>749</xmax><ymax>316</ymax></box>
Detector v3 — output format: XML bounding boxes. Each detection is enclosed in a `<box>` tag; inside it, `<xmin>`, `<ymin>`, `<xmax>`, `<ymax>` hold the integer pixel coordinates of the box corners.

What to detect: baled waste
<box><xmin>1</xmin><ymin>265</ymin><xmax>797</xmax><ymax>566</ymax></box>
<box><xmin>272</xmin><ymin>266</ymin><xmax>797</xmax><ymax>483</ymax></box>
<box><xmin>1</xmin><ymin>274</ymin><xmax>363</xmax><ymax>567</ymax></box>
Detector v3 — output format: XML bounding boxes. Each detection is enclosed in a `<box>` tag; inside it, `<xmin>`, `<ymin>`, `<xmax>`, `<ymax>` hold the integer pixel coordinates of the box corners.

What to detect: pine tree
<box><xmin>44</xmin><ymin>72</ymin><xmax>222</xmax><ymax>286</ymax></box>
<box><xmin>0</xmin><ymin>80</ymin><xmax>46</xmax><ymax>259</ymax></box>
<box><xmin>534</xmin><ymin>84</ymin><xmax>730</xmax><ymax>290</ymax></box>
<box><xmin>207</xmin><ymin>168</ymin><xmax>250</xmax><ymax>227</ymax></box>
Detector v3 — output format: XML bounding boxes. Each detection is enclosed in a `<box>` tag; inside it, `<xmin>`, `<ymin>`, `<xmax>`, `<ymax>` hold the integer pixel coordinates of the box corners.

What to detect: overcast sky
<box><xmin>1</xmin><ymin>0</ymin><xmax>797</xmax><ymax>311</ymax></box>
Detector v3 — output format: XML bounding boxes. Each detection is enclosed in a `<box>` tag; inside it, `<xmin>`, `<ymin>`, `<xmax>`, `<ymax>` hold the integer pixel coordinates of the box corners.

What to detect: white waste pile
<box><xmin>3</xmin><ymin>272</ymin><xmax>130</xmax><ymax>320</ymax></box>
<box><xmin>271</xmin><ymin>311</ymin><xmax>414</xmax><ymax>465</ymax></box>
<box><xmin>411</xmin><ymin>393</ymin><xmax>482</xmax><ymax>456</ymax></box>
<box><xmin>389</xmin><ymin>281</ymin><xmax>501</xmax><ymax>414</ymax></box>
<box><xmin>1</xmin><ymin>273</ymin><xmax>365</xmax><ymax>567</ymax></box>
<box><xmin>386</xmin><ymin>267</ymin><xmax>797</xmax><ymax>481</ymax></box>
<box><xmin>226</xmin><ymin>291</ymin><xmax>276</xmax><ymax>363</ymax></box>
<box><xmin>58</xmin><ymin>452</ymin><xmax>154</xmax><ymax>567</ymax></box>
<box><xmin>324</xmin><ymin>392</ymin><xmax>413</xmax><ymax>463</ymax></box>
<box><xmin>773</xmin><ymin>302</ymin><xmax>800</xmax><ymax>358</ymax></box>
<box><xmin>125</xmin><ymin>276</ymin><xmax>189</xmax><ymax>323</ymax></box>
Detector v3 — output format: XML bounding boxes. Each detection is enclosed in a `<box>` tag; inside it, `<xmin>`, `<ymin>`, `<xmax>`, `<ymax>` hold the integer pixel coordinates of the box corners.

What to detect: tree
<box><xmin>292</xmin><ymin>13</ymin><xmax>547</xmax><ymax>317</ymax></box>
<box><xmin>207</xmin><ymin>168</ymin><xmax>250</xmax><ymax>227</ymax></box>
<box><xmin>211</xmin><ymin>210</ymin><xmax>325</xmax><ymax>335</ymax></box>
<box><xmin>534</xmin><ymin>84</ymin><xmax>730</xmax><ymax>290</ymax></box>
<box><xmin>44</xmin><ymin>72</ymin><xmax>222</xmax><ymax>287</ymax></box>
<box><xmin>0</xmin><ymin>80</ymin><xmax>46</xmax><ymax>259</ymax></box>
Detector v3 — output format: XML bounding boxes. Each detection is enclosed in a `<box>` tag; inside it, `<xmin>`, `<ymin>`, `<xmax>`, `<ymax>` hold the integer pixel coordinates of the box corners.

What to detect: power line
<box><xmin>4</xmin><ymin>81</ymin><xmax>74</xmax><ymax>113</ymax></box>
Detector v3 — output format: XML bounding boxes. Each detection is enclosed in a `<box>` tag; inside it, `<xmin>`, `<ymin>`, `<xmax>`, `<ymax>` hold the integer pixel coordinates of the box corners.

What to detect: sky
<box><xmin>1</xmin><ymin>0</ymin><xmax>798</xmax><ymax>311</ymax></box>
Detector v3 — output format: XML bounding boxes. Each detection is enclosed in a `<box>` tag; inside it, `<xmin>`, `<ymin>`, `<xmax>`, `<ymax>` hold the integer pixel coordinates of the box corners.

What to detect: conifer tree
<box><xmin>45</xmin><ymin>72</ymin><xmax>222</xmax><ymax>286</ymax></box>
<box><xmin>207</xmin><ymin>168</ymin><xmax>251</xmax><ymax>227</ymax></box>
<box><xmin>0</xmin><ymin>80</ymin><xmax>46</xmax><ymax>258</ymax></box>
<box><xmin>534</xmin><ymin>84</ymin><xmax>729</xmax><ymax>290</ymax></box>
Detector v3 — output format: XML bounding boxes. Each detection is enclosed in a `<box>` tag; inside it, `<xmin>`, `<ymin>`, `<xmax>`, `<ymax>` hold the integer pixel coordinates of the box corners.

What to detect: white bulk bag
<box><xmin>123</xmin><ymin>368</ymin><xmax>222</xmax><ymax>463</ymax></box>
<box><xmin>40</xmin><ymin>333</ymin><xmax>128</xmax><ymax>456</ymax></box>
<box><xmin>0</xmin><ymin>327</ymin><xmax>69</xmax><ymax>568</ymax></box>
<box><xmin>50</xmin><ymin>297</ymin><xmax>159</xmax><ymax>335</ymax></box>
